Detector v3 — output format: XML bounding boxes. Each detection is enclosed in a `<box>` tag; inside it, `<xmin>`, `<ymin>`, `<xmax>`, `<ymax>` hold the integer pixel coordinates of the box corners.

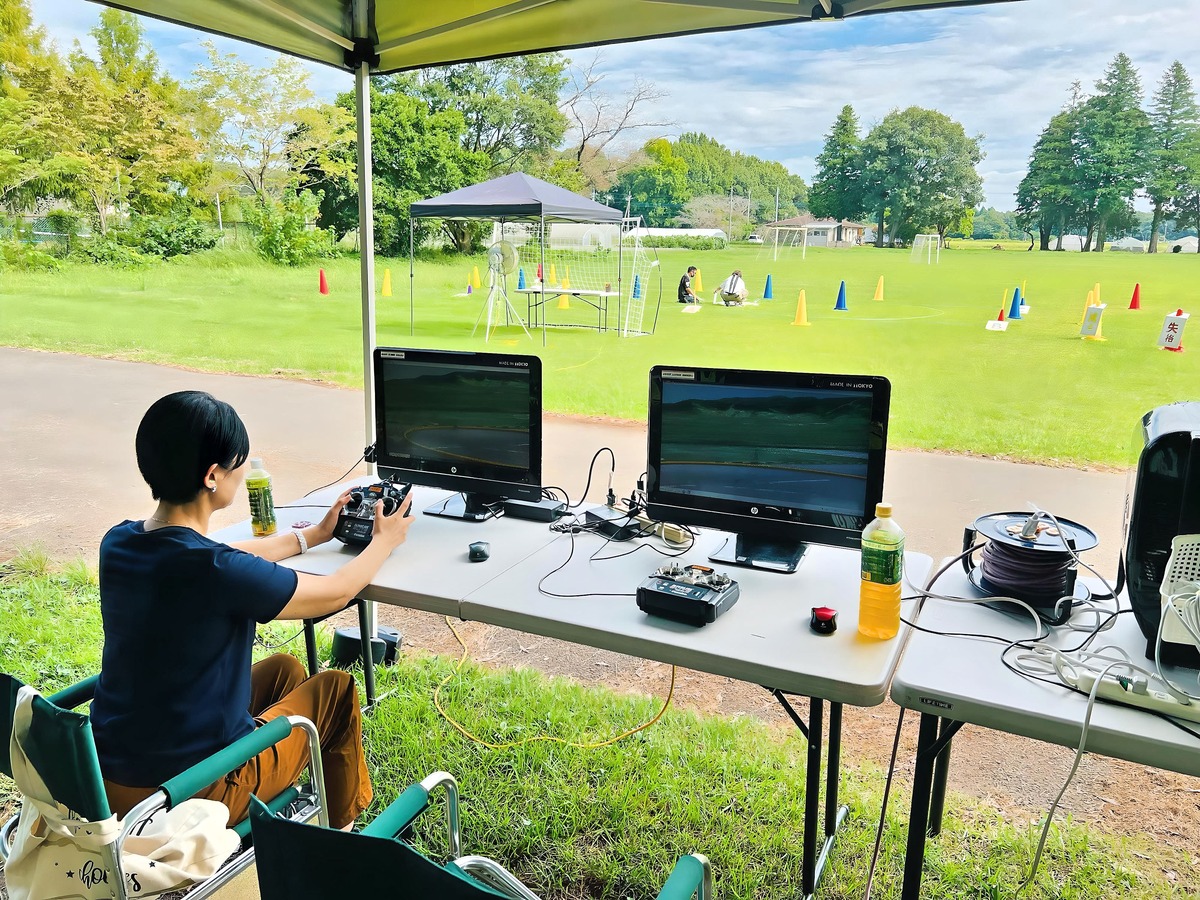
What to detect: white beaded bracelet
<box><xmin>295</xmin><ymin>529</ymin><xmax>308</xmax><ymax>555</ymax></box>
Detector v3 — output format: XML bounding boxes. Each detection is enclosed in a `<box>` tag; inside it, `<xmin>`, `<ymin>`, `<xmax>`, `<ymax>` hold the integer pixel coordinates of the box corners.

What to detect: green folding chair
<box><xmin>0</xmin><ymin>672</ymin><xmax>329</xmax><ymax>899</ymax></box>
<box><xmin>248</xmin><ymin>770</ymin><xmax>713</xmax><ymax>900</ymax></box>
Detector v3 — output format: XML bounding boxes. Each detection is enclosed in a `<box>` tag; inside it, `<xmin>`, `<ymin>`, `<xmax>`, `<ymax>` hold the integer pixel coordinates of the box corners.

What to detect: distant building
<box><xmin>1170</xmin><ymin>236</ymin><xmax>1199</xmax><ymax>253</ymax></box>
<box><xmin>1108</xmin><ymin>236</ymin><xmax>1146</xmax><ymax>252</ymax></box>
<box><xmin>761</xmin><ymin>215</ymin><xmax>868</xmax><ymax>247</ymax></box>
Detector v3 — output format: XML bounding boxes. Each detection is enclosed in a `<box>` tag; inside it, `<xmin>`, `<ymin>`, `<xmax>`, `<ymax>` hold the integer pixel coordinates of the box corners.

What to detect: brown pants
<box><xmin>105</xmin><ymin>654</ymin><xmax>373</xmax><ymax>829</ymax></box>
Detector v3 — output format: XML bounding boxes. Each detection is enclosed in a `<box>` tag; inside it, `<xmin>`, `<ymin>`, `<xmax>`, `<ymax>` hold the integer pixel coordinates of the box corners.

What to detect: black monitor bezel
<box><xmin>372</xmin><ymin>347</ymin><xmax>543</xmax><ymax>503</ymax></box>
<box><xmin>645</xmin><ymin>366</ymin><xmax>890</xmax><ymax>552</ymax></box>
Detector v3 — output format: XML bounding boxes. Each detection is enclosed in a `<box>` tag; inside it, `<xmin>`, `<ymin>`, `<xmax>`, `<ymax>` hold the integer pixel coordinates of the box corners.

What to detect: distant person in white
<box><xmin>718</xmin><ymin>270</ymin><xmax>748</xmax><ymax>305</ymax></box>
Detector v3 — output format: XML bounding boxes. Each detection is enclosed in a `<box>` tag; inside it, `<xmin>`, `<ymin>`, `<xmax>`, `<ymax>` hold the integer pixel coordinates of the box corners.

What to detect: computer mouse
<box><xmin>468</xmin><ymin>541</ymin><xmax>490</xmax><ymax>562</ymax></box>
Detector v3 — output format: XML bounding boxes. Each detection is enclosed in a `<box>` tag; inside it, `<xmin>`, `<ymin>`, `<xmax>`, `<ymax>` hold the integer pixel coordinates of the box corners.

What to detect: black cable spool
<box><xmin>962</xmin><ymin>512</ymin><xmax>1099</xmax><ymax>624</ymax></box>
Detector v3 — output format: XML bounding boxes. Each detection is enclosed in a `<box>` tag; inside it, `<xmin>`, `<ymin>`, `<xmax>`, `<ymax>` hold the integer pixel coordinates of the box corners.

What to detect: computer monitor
<box><xmin>645</xmin><ymin>366</ymin><xmax>890</xmax><ymax>573</ymax></box>
<box><xmin>372</xmin><ymin>347</ymin><xmax>542</xmax><ymax>521</ymax></box>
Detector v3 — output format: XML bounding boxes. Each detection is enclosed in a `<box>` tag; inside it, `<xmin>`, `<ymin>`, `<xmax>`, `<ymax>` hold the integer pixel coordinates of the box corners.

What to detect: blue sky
<box><xmin>30</xmin><ymin>0</ymin><xmax>1200</xmax><ymax>209</ymax></box>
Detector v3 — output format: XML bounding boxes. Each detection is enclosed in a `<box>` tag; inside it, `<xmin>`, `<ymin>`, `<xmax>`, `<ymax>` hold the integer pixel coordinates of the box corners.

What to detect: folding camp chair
<box><xmin>0</xmin><ymin>672</ymin><xmax>328</xmax><ymax>899</ymax></box>
<box><xmin>249</xmin><ymin>771</ymin><xmax>713</xmax><ymax>900</ymax></box>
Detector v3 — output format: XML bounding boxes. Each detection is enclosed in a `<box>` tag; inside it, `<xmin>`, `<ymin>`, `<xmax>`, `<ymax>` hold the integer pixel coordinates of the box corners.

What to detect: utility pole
<box><xmin>625</xmin><ymin>193</ymin><xmax>632</xmax><ymax>218</ymax></box>
<box><xmin>728</xmin><ymin>185</ymin><xmax>734</xmax><ymax>239</ymax></box>
<box><xmin>775</xmin><ymin>187</ymin><xmax>780</xmax><ymax>224</ymax></box>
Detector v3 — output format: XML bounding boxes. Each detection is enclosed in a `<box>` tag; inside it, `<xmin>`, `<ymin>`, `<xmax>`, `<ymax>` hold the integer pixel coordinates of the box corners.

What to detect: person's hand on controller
<box><xmin>315</xmin><ymin>489</ymin><xmax>354</xmax><ymax>543</ymax></box>
<box><xmin>371</xmin><ymin>492</ymin><xmax>413</xmax><ymax>551</ymax></box>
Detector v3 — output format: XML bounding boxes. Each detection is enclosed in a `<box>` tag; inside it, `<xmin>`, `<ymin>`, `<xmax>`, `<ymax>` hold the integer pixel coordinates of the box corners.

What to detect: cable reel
<box><xmin>962</xmin><ymin>511</ymin><xmax>1100</xmax><ymax>624</ymax></box>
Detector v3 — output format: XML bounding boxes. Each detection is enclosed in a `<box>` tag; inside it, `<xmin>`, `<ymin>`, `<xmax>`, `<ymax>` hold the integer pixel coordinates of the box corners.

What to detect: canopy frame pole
<box><xmin>243</xmin><ymin>0</ymin><xmax>357</xmax><ymax>49</ymax></box>
<box><xmin>409</xmin><ymin>219</ymin><xmax>415</xmax><ymax>335</ymax></box>
<box><xmin>541</xmin><ymin>216</ymin><xmax>547</xmax><ymax>347</ymax></box>
<box><xmin>355</xmin><ymin>59</ymin><xmax>376</xmax><ymax>466</ymax></box>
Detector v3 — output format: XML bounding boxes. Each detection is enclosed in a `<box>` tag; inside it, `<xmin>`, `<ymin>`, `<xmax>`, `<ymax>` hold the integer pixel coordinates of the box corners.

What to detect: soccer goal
<box><xmin>770</xmin><ymin>226</ymin><xmax>810</xmax><ymax>261</ymax></box>
<box><xmin>911</xmin><ymin>233</ymin><xmax>942</xmax><ymax>264</ymax></box>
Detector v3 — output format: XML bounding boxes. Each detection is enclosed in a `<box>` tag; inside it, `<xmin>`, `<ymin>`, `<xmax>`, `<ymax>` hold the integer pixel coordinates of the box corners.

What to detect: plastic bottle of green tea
<box><xmin>858</xmin><ymin>502</ymin><xmax>904</xmax><ymax>639</ymax></box>
<box><xmin>246</xmin><ymin>457</ymin><xmax>277</xmax><ymax>537</ymax></box>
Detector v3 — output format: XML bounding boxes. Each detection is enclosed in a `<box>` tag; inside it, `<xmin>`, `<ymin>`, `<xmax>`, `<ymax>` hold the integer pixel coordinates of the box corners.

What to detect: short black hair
<box><xmin>687</xmin><ymin>266</ymin><xmax>697</xmax><ymax>274</ymax></box>
<box><xmin>135</xmin><ymin>391</ymin><xmax>250</xmax><ymax>504</ymax></box>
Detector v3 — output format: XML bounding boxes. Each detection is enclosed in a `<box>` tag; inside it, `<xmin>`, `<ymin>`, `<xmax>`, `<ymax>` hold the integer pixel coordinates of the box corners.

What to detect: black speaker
<box><xmin>1125</xmin><ymin>402</ymin><xmax>1200</xmax><ymax>665</ymax></box>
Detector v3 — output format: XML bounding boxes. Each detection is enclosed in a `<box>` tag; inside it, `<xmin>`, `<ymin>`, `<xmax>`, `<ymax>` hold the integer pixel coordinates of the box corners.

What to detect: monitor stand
<box><xmin>423</xmin><ymin>492</ymin><xmax>504</xmax><ymax>522</ymax></box>
<box><xmin>709</xmin><ymin>534</ymin><xmax>809</xmax><ymax>574</ymax></box>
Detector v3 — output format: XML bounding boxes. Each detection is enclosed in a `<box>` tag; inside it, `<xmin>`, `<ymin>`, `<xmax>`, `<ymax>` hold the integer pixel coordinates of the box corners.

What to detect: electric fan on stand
<box><xmin>471</xmin><ymin>239</ymin><xmax>530</xmax><ymax>341</ymax></box>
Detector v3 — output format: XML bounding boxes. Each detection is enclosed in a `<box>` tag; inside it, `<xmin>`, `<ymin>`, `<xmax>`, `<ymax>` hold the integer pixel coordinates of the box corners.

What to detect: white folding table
<box><xmin>892</xmin><ymin>565</ymin><xmax>1200</xmax><ymax>900</ymax></box>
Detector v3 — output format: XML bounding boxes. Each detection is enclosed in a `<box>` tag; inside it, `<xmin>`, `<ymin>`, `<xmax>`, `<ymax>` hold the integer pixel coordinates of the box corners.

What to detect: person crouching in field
<box><xmin>678</xmin><ymin>265</ymin><xmax>698</xmax><ymax>303</ymax></box>
<box><xmin>717</xmin><ymin>270</ymin><xmax>748</xmax><ymax>305</ymax></box>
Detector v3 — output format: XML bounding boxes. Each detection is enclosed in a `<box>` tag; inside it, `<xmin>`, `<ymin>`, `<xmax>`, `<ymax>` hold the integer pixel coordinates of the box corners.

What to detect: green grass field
<box><xmin>3</xmin><ymin>552</ymin><xmax>1195</xmax><ymax>900</ymax></box>
<box><xmin>2</xmin><ymin>242</ymin><xmax>1199</xmax><ymax>466</ymax></box>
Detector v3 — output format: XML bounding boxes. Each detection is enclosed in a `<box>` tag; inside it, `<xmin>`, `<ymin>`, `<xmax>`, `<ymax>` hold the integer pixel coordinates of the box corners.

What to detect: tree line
<box><xmin>1016</xmin><ymin>54</ymin><xmax>1200</xmax><ymax>252</ymax></box>
<box><xmin>0</xmin><ymin>2</ymin><xmax>810</xmax><ymax>264</ymax></box>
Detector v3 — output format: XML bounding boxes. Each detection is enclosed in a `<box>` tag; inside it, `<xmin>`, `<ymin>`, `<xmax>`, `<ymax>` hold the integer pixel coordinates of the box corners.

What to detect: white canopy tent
<box><xmin>83</xmin><ymin>0</ymin><xmax>1028</xmax><ymax>450</ymax></box>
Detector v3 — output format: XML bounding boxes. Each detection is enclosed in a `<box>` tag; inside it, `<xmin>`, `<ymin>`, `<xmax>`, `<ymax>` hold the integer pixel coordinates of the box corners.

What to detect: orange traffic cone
<box><xmin>998</xmin><ymin>307</ymin><xmax>1005</xmax><ymax>322</ymax></box>
<box><xmin>1129</xmin><ymin>284</ymin><xmax>1141</xmax><ymax>310</ymax></box>
<box><xmin>319</xmin><ymin>269</ymin><xmax>329</xmax><ymax>295</ymax></box>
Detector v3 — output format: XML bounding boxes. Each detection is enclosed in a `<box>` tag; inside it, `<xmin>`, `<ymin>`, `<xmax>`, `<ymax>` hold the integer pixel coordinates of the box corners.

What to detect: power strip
<box><xmin>1075</xmin><ymin>672</ymin><xmax>1200</xmax><ymax>724</ymax></box>
<box><xmin>632</xmin><ymin>511</ymin><xmax>690</xmax><ymax>545</ymax></box>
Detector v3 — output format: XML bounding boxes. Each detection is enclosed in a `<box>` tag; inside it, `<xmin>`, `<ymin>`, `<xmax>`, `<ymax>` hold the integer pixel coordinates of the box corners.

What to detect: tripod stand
<box><xmin>471</xmin><ymin>265</ymin><xmax>531</xmax><ymax>341</ymax></box>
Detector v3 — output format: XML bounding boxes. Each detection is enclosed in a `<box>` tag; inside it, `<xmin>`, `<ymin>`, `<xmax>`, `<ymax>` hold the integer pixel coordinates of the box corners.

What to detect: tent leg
<box><xmin>355</xmin><ymin>60</ymin><xmax>378</xmax><ymax>638</ymax></box>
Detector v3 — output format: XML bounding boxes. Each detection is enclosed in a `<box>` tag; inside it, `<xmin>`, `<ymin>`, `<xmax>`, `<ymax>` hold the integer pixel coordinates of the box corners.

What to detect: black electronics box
<box><xmin>1125</xmin><ymin>402</ymin><xmax>1200</xmax><ymax>665</ymax></box>
<box><xmin>584</xmin><ymin>505</ymin><xmax>641</xmax><ymax>541</ymax></box>
<box><xmin>503</xmin><ymin>497</ymin><xmax>567</xmax><ymax>522</ymax></box>
<box><xmin>636</xmin><ymin>573</ymin><xmax>740</xmax><ymax>627</ymax></box>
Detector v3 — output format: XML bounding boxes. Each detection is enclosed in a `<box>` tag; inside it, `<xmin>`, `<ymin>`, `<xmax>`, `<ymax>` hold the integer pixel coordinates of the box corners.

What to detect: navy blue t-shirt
<box><xmin>91</xmin><ymin>521</ymin><xmax>298</xmax><ymax>787</ymax></box>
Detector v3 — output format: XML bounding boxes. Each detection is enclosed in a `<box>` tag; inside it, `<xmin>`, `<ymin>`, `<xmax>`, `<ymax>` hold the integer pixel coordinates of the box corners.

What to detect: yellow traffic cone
<box><xmin>791</xmin><ymin>290</ymin><xmax>810</xmax><ymax>326</ymax></box>
<box><xmin>1093</xmin><ymin>282</ymin><xmax>1101</xmax><ymax>305</ymax></box>
<box><xmin>562</xmin><ymin>266</ymin><xmax>571</xmax><ymax>290</ymax></box>
<box><xmin>695</xmin><ymin>270</ymin><xmax>704</xmax><ymax>293</ymax></box>
<box><xmin>557</xmin><ymin>294</ymin><xmax>570</xmax><ymax>310</ymax></box>
<box><xmin>382</xmin><ymin>268</ymin><xmax>392</xmax><ymax>297</ymax></box>
<box><xmin>549</xmin><ymin>263</ymin><xmax>559</xmax><ymax>286</ymax></box>
<box><xmin>873</xmin><ymin>276</ymin><xmax>884</xmax><ymax>301</ymax></box>
<box><xmin>471</xmin><ymin>266</ymin><xmax>481</xmax><ymax>290</ymax></box>
<box><xmin>1080</xmin><ymin>290</ymin><xmax>1095</xmax><ymax>324</ymax></box>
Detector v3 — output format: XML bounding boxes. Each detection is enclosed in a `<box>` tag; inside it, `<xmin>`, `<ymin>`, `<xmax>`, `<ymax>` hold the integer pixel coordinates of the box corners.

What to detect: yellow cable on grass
<box><xmin>434</xmin><ymin>616</ymin><xmax>675</xmax><ymax>750</ymax></box>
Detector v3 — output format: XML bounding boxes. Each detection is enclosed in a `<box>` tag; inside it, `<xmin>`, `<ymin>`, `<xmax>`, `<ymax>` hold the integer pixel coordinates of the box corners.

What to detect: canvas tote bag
<box><xmin>4</xmin><ymin>686</ymin><xmax>241</xmax><ymax>899</ymax></box>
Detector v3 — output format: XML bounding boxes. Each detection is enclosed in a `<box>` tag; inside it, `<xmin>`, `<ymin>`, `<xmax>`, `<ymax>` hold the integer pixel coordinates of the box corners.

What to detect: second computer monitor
<box><xmin>646</xmin><ymin>366</ymin><xmax>890</xmax><ymax>572</ymax></box>
<box><xmin>373</xmin><ymin>347</ymin><xmax>542</xmax><ymax>521</ymax></box>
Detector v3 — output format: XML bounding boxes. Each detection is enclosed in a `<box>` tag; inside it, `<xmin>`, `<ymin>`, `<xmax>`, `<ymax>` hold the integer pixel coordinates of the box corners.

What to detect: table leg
<box><xmin>356</xmin><ymin>599</ymin><xmax>377</xmax><ymax>709</ymax></box>
<box><xmin>825</xmin><ymin>703</ymin><xmax>842</xmax><ymax>837</ymax></box>
<box><xmin>930</xmin><ymin>719</ymin><xmax>955</xmax><ymax>836</ymax></box>
<box><xmin>303</xmin><ymin>619</ymin><xmax>319</xmax><ymax>676</ymax></box>
<box><xmin>802</xmin><ymin>697</ymin><xmax>823</xmax><ymax>896</ymax></box>
<box><xmin>901</xmin><ymin>713</ymin><xmax>941</xmax><ymax>900</ymax></box>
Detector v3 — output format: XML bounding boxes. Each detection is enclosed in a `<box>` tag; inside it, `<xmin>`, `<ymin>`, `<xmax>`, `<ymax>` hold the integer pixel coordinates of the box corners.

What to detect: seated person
<box><xmin>91</xmin><ymin>390</ymin><xmax>413</xmax><ymax>831</ymax></box>
<box><xmin>677</xmin><ymin>265</ymin><xmax>698</xmax><ymax>303</ymax></box>
<box><xmin>717</xmin><ymin>270</ymin><xmax>749</xmax><ymax>305</ymax></box>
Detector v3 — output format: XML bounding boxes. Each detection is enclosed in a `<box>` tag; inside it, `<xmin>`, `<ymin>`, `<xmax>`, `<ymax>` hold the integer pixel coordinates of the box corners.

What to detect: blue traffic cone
<box><xmin>1008</xmin><ymin>287</ymin><xmax>1022</xmax><ymax>321</ymax></box>
<box><xmin>633</xmin><ymin>274</ymin><xmax>642</xmax><ymax>299</ymax></box>
<box><xmin>517</xmin><ymin>268</ymin><xmax>526</xmax><ymax>290</ymax></box>
<box><xmin>763</xmin><ymin>274</ymin><xmax>774</xmax><ymax>300</ymax></box>
<box><xmin>833</xmin><ymin>281</ymin><xmax>848</xmax><ymax>311</ymax></box>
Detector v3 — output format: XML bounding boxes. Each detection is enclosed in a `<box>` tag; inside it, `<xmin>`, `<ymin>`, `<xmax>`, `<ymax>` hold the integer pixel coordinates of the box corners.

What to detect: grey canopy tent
<box><xmin>84</xmin><ymin>0</ymin><xmax>1023</xmax><ymax>449</ymax></box>
<box><xmin>409</xmin><ymin>173</ymin><xmax>625</xmax><ymax>344</ymax></box>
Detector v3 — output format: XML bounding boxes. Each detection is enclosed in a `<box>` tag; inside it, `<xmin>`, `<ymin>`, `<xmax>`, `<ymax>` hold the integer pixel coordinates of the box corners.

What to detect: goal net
<box><xmin>911</xmin><ymin>233</ymin><xmax>942</xmax><ymax>264</ymax></box>
<box><xmin>768</xmin><ymin>226</ymin><xmax>809</xmax><ymax>261</ymax></box>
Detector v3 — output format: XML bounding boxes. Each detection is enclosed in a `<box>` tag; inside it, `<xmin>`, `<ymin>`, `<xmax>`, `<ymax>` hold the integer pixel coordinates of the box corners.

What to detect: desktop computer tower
<box><xmin>1125</xmin><ymin>402</ymin><xmax>1200</xmax><ymax>666</ymax></box>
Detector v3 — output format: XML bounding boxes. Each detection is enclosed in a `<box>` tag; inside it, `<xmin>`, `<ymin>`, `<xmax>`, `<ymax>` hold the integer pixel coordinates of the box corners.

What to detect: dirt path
<box><xmin>4</xmin><ymin>347</ymin><xmax>1197</xmax><ymax>858</ymax></box>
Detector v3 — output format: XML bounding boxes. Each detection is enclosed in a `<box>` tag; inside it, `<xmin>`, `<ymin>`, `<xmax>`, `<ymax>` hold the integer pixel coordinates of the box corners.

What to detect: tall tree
<box><xmin>1169</xmin><ymin>141</ymin><xmax>1200</xmax><ymax>252</ymax></box>
<box><xmin>1075</xmin><ymin>53</ymin><xmax>1151</xmax><ymax>250</ymax></box>
<box><xmin>559</xmin><ymin>52</ymin><xmax>671</xmax><ymax>189</ymax></box>
<box><xmin>52</xmin><ymin>11</ymin><xmax>201</xmax><ymax>230</ymax></box>
<box><xmin>1146</xmin><ymin>62</ymin><xmax>1200</xmax><ymax>252</ymax></box>
<box><xmin>612</xmin><ymin>138</ymin><xmax>689</xmax><ymax>225</ymax></box>
<box><xmin>0</xmin><ymin>0</ymin><xmax>45</xmax><ymax>96</ymax></box>
<box><xmin>191</xmin><ymin>43</ymin><xmax>352</xmax><ymax>199</ymax></box>
<box><xmin>1015</xmin><ymin>99</ymin><xmax>1085</xmax><ymax>251</ymax></box>
<box><xmin>389</xmin><ymin>55</ymin><xmax>568</xmax><ymax>175</ymax></box>
<box><xmin>0</xmin><ymin>0</ymin><xmax>57</xmax><ymax>211</ymax></box>
<box><xmin>861</xmin><ymin>107</ymin><xmax>984</xmax><ymax>246</ymax></box>
<box><xmin>301</xmin><ymin>84</ymin><xmax>488</xmax><ymax>255</ymax></box>
<box><xmin>672</xmin><ymin>133</ymin><xmax>807</xmax><ymax>222</ymax></box>
<box><xmin>808</xmin><ymin>105</ymin><xmax>865</xmax><ymax>224</ymax></box>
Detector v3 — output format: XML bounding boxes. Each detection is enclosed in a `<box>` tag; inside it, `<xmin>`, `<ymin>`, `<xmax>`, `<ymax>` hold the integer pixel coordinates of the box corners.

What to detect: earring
<box><xmin>209</xmin><ymin>484</ymin><xmax>217</xmax><ymax>493</ymax></box>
